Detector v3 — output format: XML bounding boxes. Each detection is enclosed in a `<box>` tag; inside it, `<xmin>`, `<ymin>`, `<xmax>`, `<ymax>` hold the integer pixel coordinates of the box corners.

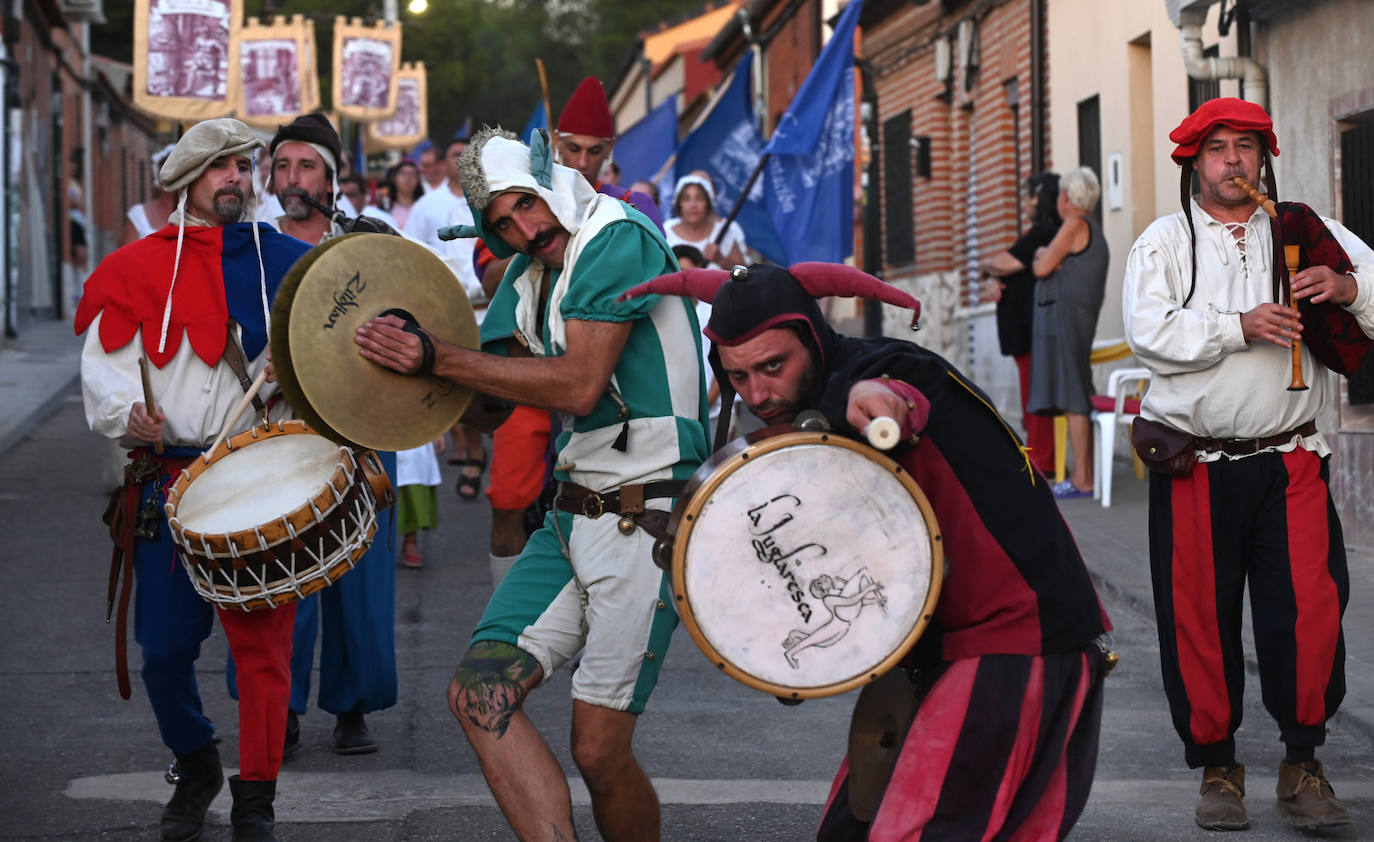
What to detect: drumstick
<box><xmin>204</xmin><ymin>367</ymin><xmax>269</xmax><ymax>462</ymax></box>
<box><xmin>865</xmin><ymin>416</ymin><xmax>901</xmax><ymax>450</ymax></box>
<box><xmin>139</xmin><ymin>355</ymin><xmax>163</xmax><ymax>455</ymax></box>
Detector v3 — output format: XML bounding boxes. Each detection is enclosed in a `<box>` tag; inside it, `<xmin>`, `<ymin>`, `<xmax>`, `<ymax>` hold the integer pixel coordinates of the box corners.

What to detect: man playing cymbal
<box><xmin>355</xmin><ymin>126</ymin><xmax>707</xmax><ymax>842</ymax></box>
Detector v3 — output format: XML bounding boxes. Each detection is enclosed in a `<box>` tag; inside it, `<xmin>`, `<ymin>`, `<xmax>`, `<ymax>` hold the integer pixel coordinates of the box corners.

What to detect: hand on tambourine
<box><xmin>264</xmin><ymin>347</ymin><xmax>276</xmax><ymax>384</ymax></box>
<box><xmin>1241</xmin><ymin>302</ymin><xmax>1303</xmax><ymax>349</ymax></box>
<box><xmin>356</xmin><ymin>314</ymin><xmax>430</xmax><ymax>376</ymax></box>
<box><xmin>128</xmin><ymin>401</ymin><xmax>165</xmax><ymax>442</ymax></box>
<box><xmin>1291</xmin><ymin>265</ymin><xmax>1357</xmax><ymax>306</ymax></box>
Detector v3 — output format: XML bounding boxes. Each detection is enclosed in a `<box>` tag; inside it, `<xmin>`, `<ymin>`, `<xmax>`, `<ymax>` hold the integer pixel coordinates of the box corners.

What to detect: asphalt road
<box><xmin>1</xmin><ymin>390</ymin><xmax>1370</xmax><ymax>841</ymax></box>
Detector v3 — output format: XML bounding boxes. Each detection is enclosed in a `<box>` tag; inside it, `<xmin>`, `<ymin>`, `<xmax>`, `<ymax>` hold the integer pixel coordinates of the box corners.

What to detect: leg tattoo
<box><xmin>452</xmin><ymin>641</ymin><xmax>541</xmax><ymax>737</ymax></box>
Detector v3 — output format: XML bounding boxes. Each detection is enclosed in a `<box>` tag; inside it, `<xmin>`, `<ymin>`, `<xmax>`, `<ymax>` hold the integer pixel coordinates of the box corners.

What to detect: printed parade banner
<box><xmin>366</xmin><ymin>62</ymin><xmax>427</xmax><ymax>149</ymax></box>
<box><xmin>332</xmin><ymin>17</ymin><xmax>402</xmax><ymax>122</ymax></box>
<box><xmin>133</xmin><ymin>0</ymin><xmax>242</xmax><ymax>121</ymax></box>
<box><xmin>236</xmin><ymin>15</ymin><xmax>318</xmax><ymax>128</ymax></box>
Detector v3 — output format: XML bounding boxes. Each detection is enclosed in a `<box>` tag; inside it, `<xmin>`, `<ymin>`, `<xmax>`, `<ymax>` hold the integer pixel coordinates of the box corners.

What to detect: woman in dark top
<box><xmin>980</xmin><ymin>173</ymin><xmax>1061</xmax><ymax>476</ymax></box>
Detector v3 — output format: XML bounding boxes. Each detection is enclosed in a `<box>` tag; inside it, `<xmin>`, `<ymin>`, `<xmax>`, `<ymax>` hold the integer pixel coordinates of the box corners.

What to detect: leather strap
<box><xmin>224</xmin><ymin>319</ymin><xmax>267</xmax><ymax>420</ymax></box>
<box><xmin>553</xmin><ymin>480</ymin><xmax>686</xmax><ymax>519</ymax></box>
<box><xmin>379</xmin><ymin>308</ymin><xmax>435</xmax><ymax>375</ymax></box>
<box><xmin>108</xmin><ymin>450</ymin><xmax>193</xmax><ymax>701</ymax></box>
<box><xmin>1198</xmin><ymin>420</ymin><xmax>1318</xmax><ymax>456</ymax></box>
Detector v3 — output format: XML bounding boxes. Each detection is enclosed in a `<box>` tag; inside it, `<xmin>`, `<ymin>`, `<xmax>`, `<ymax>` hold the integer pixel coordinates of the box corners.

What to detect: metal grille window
<box><xmin>883</xmin><ymin>111</ymin><xmax>914</xmax><ymax>269</ymax></box>
<box><xmin>1341</xmin><ymin>119</ymin><xmax>1374</xmax><ymax>406</ymax></box>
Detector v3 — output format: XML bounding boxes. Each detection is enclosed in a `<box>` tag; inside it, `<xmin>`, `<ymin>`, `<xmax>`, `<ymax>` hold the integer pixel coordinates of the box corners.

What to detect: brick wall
<box><xmin>761</xmin><ymin>0</ymin><xmax>821</xmax><ymax>135</ymax></box>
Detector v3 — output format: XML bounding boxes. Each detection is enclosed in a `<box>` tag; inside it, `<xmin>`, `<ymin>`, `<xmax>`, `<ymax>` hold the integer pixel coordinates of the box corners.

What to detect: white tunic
<box><xmin>81</xmin><ymin>317</ymin><xmax>289</xmax><ymax>448</ymax></box>
<box><xmin>1123</xmin><ymin>198</ymin><xmax>1374</xmax><ymax>459</ymax></box>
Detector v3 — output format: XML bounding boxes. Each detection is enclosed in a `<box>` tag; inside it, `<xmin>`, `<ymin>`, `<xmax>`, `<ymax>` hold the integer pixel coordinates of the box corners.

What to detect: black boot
<box><xmin>229</xmin><ymin>775</ymin><xmax>277</xmax><ymax>842</ymax></box>
<box><xmin>333</xmin><ymin>711</ymin><xmax>377</xmax><ymax>754</ymax></box>
<box><xmin>160</xmin><ymin>742</ymin><xmax>224</xmax><ymax>842</ymax></box>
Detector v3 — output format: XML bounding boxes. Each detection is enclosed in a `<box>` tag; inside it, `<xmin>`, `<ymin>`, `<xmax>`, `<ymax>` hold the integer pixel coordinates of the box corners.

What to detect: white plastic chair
<box><xmin>1092</xmin><ymin>367</ymin><xmax>1151</xmax><ymax>508</ymax></box>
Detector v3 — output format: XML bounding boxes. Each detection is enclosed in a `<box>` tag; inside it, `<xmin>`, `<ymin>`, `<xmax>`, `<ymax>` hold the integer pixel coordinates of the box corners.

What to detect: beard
<box><xmin>212</xmin><ymin>187</ymin><xmax>245</xmax><ymax>222</ymax></box>
<box><xmin>280</xmin><ymin>186</ymin><xmax>324</xmax><ymax>220</ymax></box>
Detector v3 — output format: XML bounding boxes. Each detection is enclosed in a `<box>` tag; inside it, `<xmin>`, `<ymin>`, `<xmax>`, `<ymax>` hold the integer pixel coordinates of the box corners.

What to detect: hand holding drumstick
<box><xmin>846</xmin><ymin>380</ymin><xmax>928</xmax><ymax>449</ymax></box>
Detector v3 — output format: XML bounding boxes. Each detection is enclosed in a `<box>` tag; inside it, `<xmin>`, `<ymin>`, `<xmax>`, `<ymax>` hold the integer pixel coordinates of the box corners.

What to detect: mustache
<box><xmin>215</xmin><ymin>186</ymin><xmax>244</xmax><ymax>201</ymax></box>
<box><xmin>529</xmin><ymin>228</ymin><xmax>557</xmax><ymax>252</ymax></box>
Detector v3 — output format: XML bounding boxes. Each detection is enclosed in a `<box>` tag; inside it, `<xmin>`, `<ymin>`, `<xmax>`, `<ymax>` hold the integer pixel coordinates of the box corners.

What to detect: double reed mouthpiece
<box><xmin>1232</xmin><ymin>176</ymin><xmax>1308</xmax><ymax>392</ymax></box>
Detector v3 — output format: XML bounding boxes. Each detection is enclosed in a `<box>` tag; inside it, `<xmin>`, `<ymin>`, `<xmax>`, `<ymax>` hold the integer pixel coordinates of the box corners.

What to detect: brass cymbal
<box><xmin>845</xmin><ymin>668</ymin><xmax>918</xmax><ymax>822</ymax></box>
<box><xmin>270</xmin><ymin>232</ymin><xmax>478</xmax><ymax>451</ymax></box>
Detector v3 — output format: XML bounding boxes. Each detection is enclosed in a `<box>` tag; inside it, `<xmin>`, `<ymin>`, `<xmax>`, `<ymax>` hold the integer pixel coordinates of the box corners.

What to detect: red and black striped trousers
<box><xmin>818</xmin><ymin>648</ymin><xmax>1105</xmax><ymax>841</ymax></box>
<box><xmin>1147</xmin><ymin>447</ymin><xmax>1348</xmax><ymax>769</ymax></box>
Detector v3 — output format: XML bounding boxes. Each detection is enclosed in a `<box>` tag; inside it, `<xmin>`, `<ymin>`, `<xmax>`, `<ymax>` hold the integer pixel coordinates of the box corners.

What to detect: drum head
<box><xmin>271</xmin><ymin>233</ymin><xmax>478</xmax><ymax>450</ymax></box>
<box><xmin>176</xmin><ymin>433</ymin><xmax>345</xmax><ymax>535</ymax></box>
<box><xmin>671</xmin><ymin>432</ymin><xmax>942</xmax><ymax>699</ymax></box>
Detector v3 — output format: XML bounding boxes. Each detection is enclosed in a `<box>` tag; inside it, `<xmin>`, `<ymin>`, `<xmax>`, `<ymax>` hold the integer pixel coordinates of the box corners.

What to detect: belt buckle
<box><xmin>581</xmin><ymin>492</ymin><xmax>605</xmax><ymax>519</ymax></box>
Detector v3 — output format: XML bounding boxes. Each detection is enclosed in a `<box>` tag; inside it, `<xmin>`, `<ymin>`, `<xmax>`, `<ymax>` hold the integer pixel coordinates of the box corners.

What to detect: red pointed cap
<box><xmin>557</xmin><ymin>77</ymin><xmax>615</xmax><ymax>139</ymax></box>
<box><xmin>1169</xmin><ymin>97</ymin><xmax>1278</xmax><ymax>165</ymax></box>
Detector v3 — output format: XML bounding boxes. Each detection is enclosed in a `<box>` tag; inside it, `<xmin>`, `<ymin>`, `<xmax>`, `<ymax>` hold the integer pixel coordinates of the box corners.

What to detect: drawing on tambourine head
<box><xmin>781</xmin><ymin>568</ymin><xmax>888</xmax><ymax>669</ymax></box>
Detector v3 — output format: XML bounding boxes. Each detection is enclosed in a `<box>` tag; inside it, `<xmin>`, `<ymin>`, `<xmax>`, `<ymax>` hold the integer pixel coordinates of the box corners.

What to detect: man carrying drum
<box><xmin>76</xmin><ymin>119</ymin><xmax>312</xmax><ymax>842</ymax></box>
<box><xmin>624</xmin><ymin>262</ymin><xmax>1112</xmax><ymax>842</ymax></box>
<box><xmin>355</xmin><ymin>126</ymin><xmax>707</xmax><ymax>842</ymax></box>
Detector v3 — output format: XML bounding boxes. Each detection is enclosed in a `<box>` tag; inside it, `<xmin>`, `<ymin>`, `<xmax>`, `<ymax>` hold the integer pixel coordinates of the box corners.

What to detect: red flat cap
<box><xmin>1170</xmin><ymin>97</ymin><xmax>1279</xmax><ymax>164</ymax></box>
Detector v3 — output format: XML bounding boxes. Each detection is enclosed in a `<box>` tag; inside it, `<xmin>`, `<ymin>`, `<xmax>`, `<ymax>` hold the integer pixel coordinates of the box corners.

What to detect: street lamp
<box><xmin>408</xmin><ymin>0</ymin><xmax>428</xmax><ymax>13</ymax></box>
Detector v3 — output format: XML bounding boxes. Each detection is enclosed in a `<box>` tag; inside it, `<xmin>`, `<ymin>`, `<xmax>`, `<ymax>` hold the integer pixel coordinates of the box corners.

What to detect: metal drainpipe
<box><xmin>1178</xmin><ymin>7</ymin><xmax>1267</xmax><ymax>107</ymax></box>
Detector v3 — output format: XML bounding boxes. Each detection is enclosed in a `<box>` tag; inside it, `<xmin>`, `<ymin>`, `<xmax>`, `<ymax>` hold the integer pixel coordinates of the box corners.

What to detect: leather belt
<box><xmin>1197</xmin><ymin>420</ymin><xmax>1318</xmax><ymax>456</ymax></box>
<box><xmin>554</xmin><ymin>480</ymin><xmax>686</xmax><ymax>519</ymax></box>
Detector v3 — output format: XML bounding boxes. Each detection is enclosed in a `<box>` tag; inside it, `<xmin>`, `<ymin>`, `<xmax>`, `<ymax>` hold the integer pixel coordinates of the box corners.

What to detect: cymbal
<box><xmin>270</xmin><ymin>233</ymin><xmax>478</xmax><ymax>451</ymax></box>
<box><xmin>845</xmin><ymin>667</ymin><xmax>918</xmax><ymax>822</ymax></box>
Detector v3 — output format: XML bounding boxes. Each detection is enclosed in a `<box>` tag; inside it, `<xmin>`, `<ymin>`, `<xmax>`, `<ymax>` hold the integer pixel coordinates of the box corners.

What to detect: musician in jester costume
<box><xmin>622</xmin><ymin>262</ymin><xmax>1112</xmax><ymax>842</ymax></box>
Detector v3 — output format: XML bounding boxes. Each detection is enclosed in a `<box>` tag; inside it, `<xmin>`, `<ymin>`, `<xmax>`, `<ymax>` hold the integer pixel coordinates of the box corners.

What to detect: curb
<box><xmin>0</xmin><ymin>373</ymin><xmax>80</xmax><ymax>459</ymax></box>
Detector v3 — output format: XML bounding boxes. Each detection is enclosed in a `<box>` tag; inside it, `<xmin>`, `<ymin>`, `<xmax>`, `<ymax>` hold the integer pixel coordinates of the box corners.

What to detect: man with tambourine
<box><xmin>625</xmin><ymin>262</ymin><xmax>1112</xmax><ymax>841</ymax></box>
<box><xmin>1124</xmin><ymin>98</ymin><xmax>1374</xmax><ymax>832</ymax></box>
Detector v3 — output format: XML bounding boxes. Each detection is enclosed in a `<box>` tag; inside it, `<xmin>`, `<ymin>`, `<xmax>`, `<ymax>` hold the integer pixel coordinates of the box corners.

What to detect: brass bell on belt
<box><xmin>618</xmin><ymin>516</ymin><xmax>637</xmax><ymax>535</ymax></box>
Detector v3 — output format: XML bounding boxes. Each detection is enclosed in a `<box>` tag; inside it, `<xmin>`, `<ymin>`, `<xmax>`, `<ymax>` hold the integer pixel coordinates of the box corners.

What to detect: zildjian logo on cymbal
<box><xmin>323</xmin><ymin>272</ymin><xmax>366</xmax><ymax>330</ymax></box>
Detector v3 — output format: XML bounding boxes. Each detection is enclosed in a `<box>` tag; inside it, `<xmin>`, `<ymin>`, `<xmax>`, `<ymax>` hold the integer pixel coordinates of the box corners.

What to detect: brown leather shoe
<box><xmin>1276</xmin><ymin>760</ymin><xmax>1352</xmax><ymax>828</ymax></box>
<box><xmin>1195</xmin><ymin>765</ymin><xmax>1249</xmax><ymax>831</ymax></box>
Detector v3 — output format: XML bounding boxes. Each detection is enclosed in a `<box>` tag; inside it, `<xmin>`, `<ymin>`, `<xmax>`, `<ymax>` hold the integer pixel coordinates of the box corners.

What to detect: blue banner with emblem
<box><xmin>761</xmin><ymin>0</ymin><xmax>862</xmax><ymax>264</ymax></box>
<box><xmin>672</xmin><ymin>51</ymin><xmax>785</xmax><ymax>264</ymax></box>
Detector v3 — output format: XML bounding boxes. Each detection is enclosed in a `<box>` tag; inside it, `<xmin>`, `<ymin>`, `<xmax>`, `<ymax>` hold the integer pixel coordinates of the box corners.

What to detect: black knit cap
<box><xmin>270</xmin><ymin>112</ymin><xmax>341</xmax><ymax>165</ymax></box>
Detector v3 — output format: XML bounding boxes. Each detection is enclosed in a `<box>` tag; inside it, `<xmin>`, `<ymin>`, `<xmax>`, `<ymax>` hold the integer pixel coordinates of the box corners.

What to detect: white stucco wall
<box><xmin>1045</xmin><ymin>0</ymin><xmax>1234</xmax><ymax>347</ymax></box>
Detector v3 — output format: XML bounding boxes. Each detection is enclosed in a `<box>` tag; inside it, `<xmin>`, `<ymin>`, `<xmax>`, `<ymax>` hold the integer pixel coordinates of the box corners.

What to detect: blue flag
<box><xmin>522</xmin><ymin>101</ymin><xmax>547</xmax><ymax>144</ymax></box>
<box><xmin>762</xmin><ymin>0</ymin><xmax>862</xmax><ymax>263</ymax></box>
<box><xmin>616</xmin><ymin>97</ymin><xmax>678</xmax><ymax>185</ymax></box>
<box><xmin>674</xmin><ymin>51</ymin><xmax>785</xmax><ymax>263</ymax></box>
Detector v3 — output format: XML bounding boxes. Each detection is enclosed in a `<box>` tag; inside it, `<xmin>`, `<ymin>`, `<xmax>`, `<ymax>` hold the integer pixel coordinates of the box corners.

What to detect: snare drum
<box><xmin>667</xmin><ymin>429</ymin><xmax>942</xmax><ymax>700</ymax></box>
<box><xmin>164</xmin><ymin>420</ymin><xmax>393</xmax><ymax>611</ymax></box>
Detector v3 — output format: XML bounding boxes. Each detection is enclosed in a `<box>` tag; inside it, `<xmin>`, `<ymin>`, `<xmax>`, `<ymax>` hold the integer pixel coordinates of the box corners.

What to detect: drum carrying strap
<box><xmin>102</xmin><ymin>451</ymin><xmax>160</xmax><ymax>700</ymax></box>
<box><xmin>224</xmin><ymin>318</ymin><xmax>267</xmax><ymax>421</ymax></box>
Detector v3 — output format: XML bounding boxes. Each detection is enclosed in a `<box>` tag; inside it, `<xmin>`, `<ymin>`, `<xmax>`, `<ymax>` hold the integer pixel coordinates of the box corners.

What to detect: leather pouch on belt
<box><xmin>1131</xmin><ymin>417</ymin><xmax>1197</xmax><ymax>477</ymax></box>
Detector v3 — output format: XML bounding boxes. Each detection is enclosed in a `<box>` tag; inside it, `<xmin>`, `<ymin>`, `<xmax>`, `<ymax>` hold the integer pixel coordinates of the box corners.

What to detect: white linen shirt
<box><xmin>1123</xmin><ymin>198</ymin><xmax>1374</xmax><ymax>460</ymax></box>
<box><xmin>81</xmin><ymin>318</ymin><xmax>289</xmax><ymax>449</ymax></box>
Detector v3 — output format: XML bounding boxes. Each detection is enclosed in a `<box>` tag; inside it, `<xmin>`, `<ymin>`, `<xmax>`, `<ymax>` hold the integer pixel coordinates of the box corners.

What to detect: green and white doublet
<box><xmin>475</xmin><ymin>195</ymin><xmax>708</xmax><ymax>713</ymax></box>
